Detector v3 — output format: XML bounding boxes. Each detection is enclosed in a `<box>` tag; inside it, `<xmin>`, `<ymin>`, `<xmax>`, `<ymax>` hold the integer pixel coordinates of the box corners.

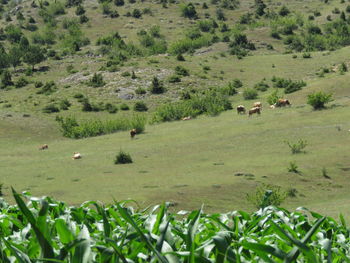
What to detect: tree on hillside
<box><xmin>0</xmin><ymin>49</ymin><xmax>9</xmax><ymax>71</ymax></box>
<box><xmin>23</xmin><ymin>45</ymin><xmax>46</xmax><ymax>70</ymax></box>
<box><xmin>255</xmin><ymin>0</ymin><xmax>266</xmax><ymax>16</ymax></box>
<box><xmin>8</xmin><ymin>46</ymin><xmax>22</xmax><ymax>69</ymax></box>
<box><xmin>181</xmin><ymin>3</ymin><xmax>198</xmax><ymax>19</ymax></box>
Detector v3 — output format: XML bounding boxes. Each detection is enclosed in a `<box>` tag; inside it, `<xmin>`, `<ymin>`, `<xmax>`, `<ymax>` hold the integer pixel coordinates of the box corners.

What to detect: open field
<box><xmin>2</xmin><ymin>69</ymin><xmax>350</xmax><ymax>219</ymax></box>
<box><xmin>1</xmin><ymin>0</ymin><xmax>350</xmax><ymax>222</ymax></box>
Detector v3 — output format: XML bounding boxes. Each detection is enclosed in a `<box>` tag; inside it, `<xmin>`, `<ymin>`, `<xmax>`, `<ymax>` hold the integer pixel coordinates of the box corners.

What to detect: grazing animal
<box><xmin>253</xmin><ymin>102</ymin><xmax>262</xmax><ymax>109</ymax></box>
<box><xmin>72</xmin><ymin>152</ymin><xmax>81</xmax><ymax>160</ymax></box>
<box><xmin>39</xmin><ymin>144</ymin><xmax>48</xmax><ymax>150</ymax></box>
<box><xmin>130</xmin><ymin>128</ymin><xmax>137</xmax><ymax>138</ymax></box>
<box><xmin>182</xmin><ymin>116</ymin><xmax>192</xmax><ymax>121</ymax></box>
<box><xmin>236</xmin><ymin>105</ymin><xmax>246</xmax><ymax>114</ymax></box>
<box><xmin>248</xmin><ymin>107</ymin><xmax>261</xmax><ymax>116</ymax></box>
<box><xmin>276</xmin><ymin>99</ymin><xmax>291</xmax><ymax>107</ymax></box>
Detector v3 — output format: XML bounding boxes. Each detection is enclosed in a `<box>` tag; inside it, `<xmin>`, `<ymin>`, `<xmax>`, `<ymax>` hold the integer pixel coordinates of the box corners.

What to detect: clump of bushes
<box><xmin>285</xmin><ymin>139</ymin><xmax>307</xmax><ymax>154</ymax></box>
<box><xmin>15</xmin><ymin>77</ymin><xmax>29</xmax><ymax>88</ymax></box>
<box><xmin>175</xmin><ymin>65</ymin><xmax>189</xmax><ymax>76</ymax></box>
<box><xmin>56</xmin><ymin>114</ymin><xmax>146</xmax><ymax>139</ymax></box>
<box><xmin>37</xmin><ymin>81</ymin><xmax>57</xmax><ymax>95</ymax></box>
<box><xmin>149</xmin><ymin>76</ymin><xmax>165</xmax><ymax>94</ymax></box>
<box><xmin>134</xmin><ymin>101</ymin><xmax>148</xmax><ymax>112</ymax></box>
<box><xmin>272</xmin><ymin>77</ymin><xmax>306</xmax><ymax>94</ymax></box>
<box><xmin>243</xmin><ymin>88</ymin><xmax>258</xmax><ymax>100</ymax></box>
<box><xmin>42</xmin><ymin>104</ymin><xmax>60</xmax><ymax>113</ymax></box>
<box><xmin>307</xmin><ymin>91</ymin><xmax>333</xmax><ymax>110</ymax></box>
<box><xmin>87</xmin><ymin>73</ymin><xmax>105</xmax><ymax>87</ymax></box>
<box><xmin>254</xmin><ymin>80</ymin><xmax>269</xmax><ymax>92</ymax></box>
<box><xmin>115</xmin><ymin>150</ymin><xmax>133</xmax><ymax>164</ymax></box>
<box><xmin>247</xmin><ymin>183</ymin><xmax>287</xmax><ymax>209</ymax></box>
<box><xmin>152</xmin><ymin>90</ymin><xmax>231</xmax><ymax>123</ymax></box>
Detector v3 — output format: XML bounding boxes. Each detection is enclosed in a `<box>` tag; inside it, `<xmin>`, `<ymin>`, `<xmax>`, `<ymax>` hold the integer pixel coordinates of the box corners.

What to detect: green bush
<box><xmin>37</xmin><ymin>81</ymin><xmax>57</xmax><ymax>95</ymax></box>
<box><xmin>134</xmin><ymin>101</ymin><xmax>148</xmax><ymax>112</ymax></box>
<box><xmin>175</xmin><ymin>65</ymin><xmax>189</xmax><ymax>76</ymax></box>
<box><xmin>285</xmin><ymin>139</ymin><xmax>307</xmax><ymax>154</ymax></box>
<box><xmin>56</xmin><ymin>114</ymin><xmax>146</xmax><ymax>138</ymax></box>
<box><xmin>243</xmin><ymin>88</ymin><xmax>258</xmax><ymax>100</ymax></box>
<box><xmin>168</xmin><ymin>75</ymin><xmax>181</xmax><ymax>83</ymax></box>
<box><xmin>267</xmin><ymin>90</ymin><xmax>281</xmax><ymax>105</ymax></box>
<box><xmin>88</xmin><ymin>73</ymin><xmax>105</xmax><ymax>87</ymax></box>
<box><xmin>307</xmin><ymin>91</ymin><xmax>333</xmax><ymax>110</ymax></box>
<box><xmin>120</xmin><ymin>103</ymin><xmax>130</xmax><ymax>110</ymax></box>
<box><xmin>287</xmin><ymin>161</ymin><xmax>300</xmax><ymax>173</ymax></box>
<box><xmin>42</xmin><ymin>104</ymin><xmax>60</xmax><ymax>113</ymax></box>
<box><xmin>181</xmin><ymin>3</ymin><xmax>198</xmax><ymax>19</ymax></box>
<box><xmin>105</xmin><ymin>103</ymin><xmax>118</xmax><ymax>113</ymax></box>
<box><xmin>135</xmin><ymin>87</ymin><xmax>147</xmax><ymax>95</ymax></box>
<box><xmin>152</xmin><ymin>90</ymin><xmax>231</xmax><ymax>123</ymax></box>
<box><xmin>254</xmin><ymin>80</ymin><xmax>269</xmax><ymax>92</ymax></box>
<box><xmin>246</xmin><ymin>183</ymin><xmax>287</xmax><ymax>209</ymax></box>
<box><xmin>15</xmin><ymin>77</ymin><xmax>29</xmax><ymax>88</ymax></box>
<box><xmin>149</xmin><ymin>76</ymin><xmax>165</xmax><ymax>94</ymax></box>
<box><xmin>115</xmin><ymin>150</ymin><xmax>133</xmax><ymax>164</ymax></box>
<box><xmin>59</xmin><ymin>99</ymin><xmax>71</xmax><ymax>110</ymax></box>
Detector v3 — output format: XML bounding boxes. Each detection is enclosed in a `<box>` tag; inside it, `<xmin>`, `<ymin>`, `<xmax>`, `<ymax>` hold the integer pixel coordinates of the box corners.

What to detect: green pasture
<box><xmin>1</xmin><ymin>73</ymin><xmax>350</xmax><ymax>219</ymax></box>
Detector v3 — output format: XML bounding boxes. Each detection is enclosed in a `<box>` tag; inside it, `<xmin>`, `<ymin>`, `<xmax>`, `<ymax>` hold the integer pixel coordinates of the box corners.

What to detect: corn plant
<box><xmin>1</xmin><ymin>189</ymin><xmax>350</xmax><ymax>262</ymax></box>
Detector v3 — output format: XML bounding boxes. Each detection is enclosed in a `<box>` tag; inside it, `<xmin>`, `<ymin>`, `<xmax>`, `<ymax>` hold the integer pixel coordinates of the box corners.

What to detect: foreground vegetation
<box><xmin>1</xmin><ymin>189</ymin><xmax>349</xmax><ymax>262</ymax></box>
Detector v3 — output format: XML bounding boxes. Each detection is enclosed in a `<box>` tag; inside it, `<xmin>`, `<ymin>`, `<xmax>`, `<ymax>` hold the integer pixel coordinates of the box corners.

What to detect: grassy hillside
<box><xmin>1</xmin><ymin>0</ymin><xmax>350</xmax><ymax>220</ymax></box>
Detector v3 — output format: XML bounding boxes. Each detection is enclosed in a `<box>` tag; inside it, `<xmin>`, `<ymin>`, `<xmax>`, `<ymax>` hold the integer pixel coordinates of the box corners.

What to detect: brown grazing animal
<box><xmin>248</xmin><ymin>107</ymin><xmax>261</xmax><ymax>116</ymax></box>
<box><xmin>276</xmin><ymin>99</ymin><xmax>291</xmax><ymax>107</ymax></box>
<box><xmin>39</xmin><ymin>144</ymin><xmax>48</xmax><ymax>150</ymax></box>
<box><xmin>236</xmin><ymin>105</ymin><xmax>246</xmax><ymax>114</ymax></box>
<box><xmin>253</xmin><ymin>102</ymin><xmax>262</xmax><ymax>109</ymax></box>
<box><xmin>130</xmin><ymin>128</ymin><xmax>137</xmax><ymax>138</ymax></box>
<box><xmin>72</xmin><ymin>152</ymin><xmax>81</xmax><ymax>160</ymax></box>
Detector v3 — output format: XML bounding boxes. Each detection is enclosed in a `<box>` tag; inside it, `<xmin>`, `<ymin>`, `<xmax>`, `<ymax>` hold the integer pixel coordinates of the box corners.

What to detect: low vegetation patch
<box><xmin>152</xmin><ymin>90</ymin><xmax>232</xmax><ymax>123</ymax></box>
<box><xmin>115</xmin><ymin>150</ymin><xmax>133</xmax><ymax>164</ymax></box>
<box><xmin>56</xmin><ymin>114</ymin><xmax>146</xmax><ymax>139</ymax></box>
<box><xmin>307</xmin><ymin>91</ymin><xmax>333</xmax><ymax>110</ymax></box>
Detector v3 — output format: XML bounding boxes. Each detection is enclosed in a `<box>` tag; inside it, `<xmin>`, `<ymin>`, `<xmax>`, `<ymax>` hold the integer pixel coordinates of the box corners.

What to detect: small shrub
<box><xmin>120</xmin><ymin>103</ymin><xmax>130</xmax><ymax>110</ymax></box>
<box><xmin>149</xmin><ymin>76</ymin><xmax>165</xmax><ymax>94</ymax></box>
<box><xmin>37</xmin><ymin>81</ymin><xmax>57</xmax><ymax>95</ymax></box>
<box><xmin>42</xmin><ymin>104</ymin><xmax>60</xmax><ymax>113</ymax></box>
<box><xmin>175</xmin><ymin>65</ymin><xmax>189</xmax><ymax>76</ymax></box>
<box><xmin>246</xmin><ymin>183</ymin><xmax>287</xmax><ymax>209</ymax></box>
<box><xmin>135</xmin><ymin>87</ymin><xmax>147</xmax><ymax>95</ymax></box>
<box><xmin>59</xmin><ymin>99</ymin><xmax>71</xmax><ymax>110</ymax></box>
<box><xmin>302</xmin><ymin>52</ymin><xmax>311</xmax><ymax>59</ymax></box>
<box><xmin>254</xmin><ymin>80</ymin><xmax>269</xmax><ymax>92</ymax></box>
<box><xmin>115</xmin><ymin>150</ymin><xmax>133</xmax><ymax>164</ymax></box>
<box><xmin>132</xmin><ymin>9</ymin><xmax>142</xmax><ymax>18</ymax></box>
<box><xmin>339</xmin><ymin>62</ymin><xmax>347</xmax><ymax>73</ymax></box>
<box><xmin>176</xmin><ymin>54</ymin><xmax>185</xmax><ymax>61</ymax></box>
<box><xmin>34</xmin><ymin>81</ymin><xmax>43</xmax><ymax>88</ymax></box>
<box><xmin>73</xmin><ymin>93</ymin><xmax>84</xmax><ymax>99</ymax></box>
<box><xmin>168</xmin><ymin>75</ymin><xmax>181</xmax><ymax>83</ymax></box>
<box><xmin>267</xmin><ymin>90</ymin><xmax>281</xmax><ymax>105</ymax></box>
<box><xmin>134</xmin><ymin>101</ymin><xmax>148</xmax><ymax>112</ymax></box>
<box><xmin>243</xmin><ymin>88</ymin><xmax>258</xmax><ymax>100</ymax></box>
<box><xmin>287</xmin><ymin>161</ymin><xmax>300</xmax><ymax>173</ymax></box>
<box><xmin>105</xmin><ymin>103</ymin><xmax>118</xmax><ymax>113</ymax></box>
<box><xmin>88</xmin><ymin>73</ymin><xmax>105</xmax><ymax>87</ymax></box>
<box><xmin>307</xmin><ymin>91</ymin><xmax>333</xmax><ymax>110</ymax></box>
<box><xmin>285</xmin><ymin>139</ymin><xmax>307</xmax><ymax>154</ymax></box>
<box><xmin>121</xmin><ymin>71</ymin><xmax>131</xmax><ymax>77</ymax></box>
<box><xmin>232</xmin><ymin>78</ymin><xmax>243</xmax><ymax>88</ymax></box>
<box><xmin>15</xmin><ymin>77</ymin><xmax>29</xmax><ymax>88</ymax></box>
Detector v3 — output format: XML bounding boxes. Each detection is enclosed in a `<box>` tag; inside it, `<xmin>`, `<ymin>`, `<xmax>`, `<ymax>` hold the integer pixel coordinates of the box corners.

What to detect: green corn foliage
<box><xmin>1</xmin><ymin>191</ymin><xmax>350</xmax><ymax>262</ymax></box>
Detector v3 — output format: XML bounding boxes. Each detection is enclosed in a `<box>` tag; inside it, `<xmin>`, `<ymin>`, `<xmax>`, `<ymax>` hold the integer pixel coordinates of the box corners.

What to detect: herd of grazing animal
<box><xmin>236</xmin><ymin>99</ymin><xmax>291</xmax><ymax>117</ymax></box>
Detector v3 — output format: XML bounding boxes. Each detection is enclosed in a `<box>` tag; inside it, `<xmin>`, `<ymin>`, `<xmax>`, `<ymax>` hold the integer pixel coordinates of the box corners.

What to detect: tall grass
<box><xmin>152</xmin><ymin>90</ymin><xmax>232</xmax><ymax>123</ymax></box>
<box><xmin>1</xmin><ymin>190</ymin><xmax>349</xmax><ymax>262</ymax></box>
<box><xmin>56</xmin><ymin>114</ymin><xmax>146</xmax><ymax>139</ymax></box>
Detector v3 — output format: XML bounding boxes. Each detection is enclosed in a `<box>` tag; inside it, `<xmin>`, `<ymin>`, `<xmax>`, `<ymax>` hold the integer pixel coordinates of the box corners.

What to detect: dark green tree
<box><xmin>181</xmin><ymin>3</ymin><xmax>198</xmax><ymax>19</ymax></box>
<box><xmin>1</xmin><ymin>70</ymin><xmax>13</xmax><ymax>88</ymax></box>
<box><xmin>255</xmin><ymin>0</ymin><xmax>266</xmax><ymax>16</ymax></box>
<box><xmin>8</xmin><ymin>46</ymin><xmax>22</xmax><ymax>69</ymax></box>
<box><xmin>23</xmin><ymin>45</ymin><xmax>46</xmax><ymax>70</ymax></box>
